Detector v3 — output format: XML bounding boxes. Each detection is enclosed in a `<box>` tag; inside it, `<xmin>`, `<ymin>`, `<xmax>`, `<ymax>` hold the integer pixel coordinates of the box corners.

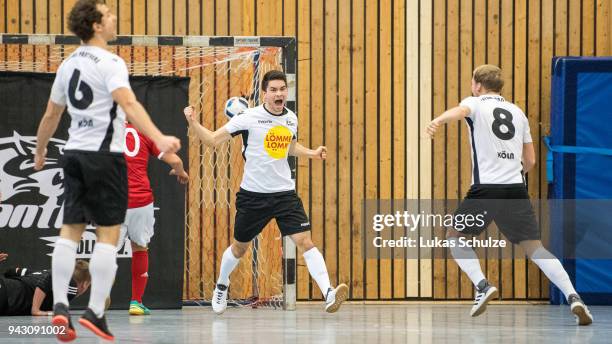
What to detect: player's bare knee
<box><xmin>446</xmin><ymin>228</ymin><xmax>462</xmax><ymax>239</ymax></box>
<box><xmin>231</xmin><ymin>241</ymin><xmax>249</xmax><ymax>258</ymax></box>
<box><xmin>60</xmin><ymin>224</ymin><xmax>86</xmax><ymax>242</ymax></box>
<box><xmin>131</xmin><ymin>241</ymin><xmax>148</xmax><ymax>251</ymax></box>
<box><xmin>290</xmin><ymin>233</ymin><xmax>314</xmax><ymax>252</ymax></box>
<box><xmin>96</xmin><ymin>225</ymin><xmax>121</xmax><ymax>246</ymax></box>
<box><xmin>519</xmin><ymin>240</ymin><xmax>545</xmax><ymax>258</ymax></box>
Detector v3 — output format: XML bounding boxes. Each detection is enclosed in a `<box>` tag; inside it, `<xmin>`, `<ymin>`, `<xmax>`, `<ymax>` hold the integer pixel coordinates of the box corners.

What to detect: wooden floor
<box><xmin>0</xmin><ymin>304</ymin><xmax>609</xmax><ymax>343</ymax></box>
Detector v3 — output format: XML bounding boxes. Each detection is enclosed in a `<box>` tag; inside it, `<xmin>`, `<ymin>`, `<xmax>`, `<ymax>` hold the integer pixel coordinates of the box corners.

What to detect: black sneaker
<box><xmin>51</xmin><ymin>303</ymin><xmax>77</xmax><ymax>342</ymax></box>
<box><xmin>78</xmin><ymin>308</ymin><xmax>114</xmax><ymax>341</ymax></box>
<box><xmin>568</xmin><ymin>294</ymin><xmax>593</xmax><ymax>325</ymax></box>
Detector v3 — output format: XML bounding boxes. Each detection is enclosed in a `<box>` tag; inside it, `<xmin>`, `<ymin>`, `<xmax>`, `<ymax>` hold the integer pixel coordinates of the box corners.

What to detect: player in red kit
<box><xmin>121</xmin><ymin>122</ymin><xmax>188</xmax><ymax>315</ymax></box>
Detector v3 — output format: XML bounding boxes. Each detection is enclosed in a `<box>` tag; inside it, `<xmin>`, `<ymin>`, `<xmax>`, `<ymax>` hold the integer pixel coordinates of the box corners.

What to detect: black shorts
<box><xmin>452</xmin><ymin>184</ymin><xmax>540</xmax><ymax>244</ymax></box>
<box><xmin>61</xmin><ymin>150</ymin><xmax>128</xmax><ymax>226</ymax></box>
<box><xmin>233</xmin><ymin>188</ymin><xmax>311</xmax><ymax>243</ymax></box>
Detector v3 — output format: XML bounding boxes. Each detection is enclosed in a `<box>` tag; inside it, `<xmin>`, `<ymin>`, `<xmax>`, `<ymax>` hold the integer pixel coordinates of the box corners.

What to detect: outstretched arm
<box><xmin>426</xmin><ymin>106</ymin><xmax>471</xmax><ymax>137</ymax></box>
<box><xmin>31</xmin><ymin>288</ymin><xmax>50</xmax><ymax>316</ymax></box>
<box><xmin>183</xmin><ymin>106</ymin><xmax>232</xmax><ymax>148</ymax></box>
<box><xmin>161</xmin><ymin>153</ymin><xmax>189</xmax><ymax>184</ymax></box>
<box><xmin>34</xmin><ymin>100</ymin><xmax>65</xmax><ymax>171</ymax></box>
<box><xmin>288</xmin><ymin>141</ymin><xmax>327</xmax><ymax>160</ymax></box>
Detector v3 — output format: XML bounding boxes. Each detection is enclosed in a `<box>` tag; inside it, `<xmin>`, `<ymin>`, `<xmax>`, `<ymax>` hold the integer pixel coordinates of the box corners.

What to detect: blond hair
<box><xmin>473</xmin><ymin>64</ymin><xmax>504</xmax><ymax>93</ymax></box>
<box><xmin>73</xmin><ymin>260</ymin><xmax>91</xmax><ymax>284</ymax></box>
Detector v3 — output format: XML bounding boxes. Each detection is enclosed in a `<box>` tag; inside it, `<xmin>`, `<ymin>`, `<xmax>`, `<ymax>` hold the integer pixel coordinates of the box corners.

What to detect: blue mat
<box><xmin>548</xmin><ymin>57</ymin><xmax>612</xmax><ymax>305</ymax></box>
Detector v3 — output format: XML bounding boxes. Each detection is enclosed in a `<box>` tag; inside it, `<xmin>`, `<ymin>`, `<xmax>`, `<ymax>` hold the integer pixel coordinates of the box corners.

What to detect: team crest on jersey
<box><xmin>264</xmin><ymin>126</ymin><xmax>293</xmax><ymax>159</ymax></box>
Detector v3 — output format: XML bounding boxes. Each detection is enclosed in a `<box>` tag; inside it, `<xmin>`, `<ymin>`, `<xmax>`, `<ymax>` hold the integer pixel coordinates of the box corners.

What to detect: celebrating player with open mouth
<box><xmin>185</xmin><ymin>70</ymin><xmax>349</xmax><ymax>315</ymax></box>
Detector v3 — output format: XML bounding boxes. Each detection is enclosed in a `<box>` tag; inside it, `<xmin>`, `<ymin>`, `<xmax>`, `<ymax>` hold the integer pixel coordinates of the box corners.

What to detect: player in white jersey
<box><xmin>185</xmin><ymin>70</ymin><xmax>348</xmax><ymax>314</ymax></box>
<box><xmin>33</xmin><ymin>0</ymin><xmax>180</xmax><ymax>341</ymax></box>
<box><xmin>427</xmin><ymin>65</ymin><xmax>592</xmax><ymax>325</ymax></box>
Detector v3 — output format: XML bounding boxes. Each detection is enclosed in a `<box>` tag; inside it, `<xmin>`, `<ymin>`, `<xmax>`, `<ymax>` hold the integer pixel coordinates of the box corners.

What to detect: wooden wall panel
<box><xmin>1</xmin><ymin>0</ymin><xmax>611</xmax><ymax>301</ymax></box>
<box><xmin>296</xmin><ymin>0</ymin><xmax>312</xmax><ymax>300</ymax></box>
<box><xmin>350</xmin><ymin>0</ymin><xmax>365</xmax><ymax>300</ymax></box>
<box><xmin>337</xmin><ymin>0</ymin><xmax>352</xmax><ymax>301</ymax></box>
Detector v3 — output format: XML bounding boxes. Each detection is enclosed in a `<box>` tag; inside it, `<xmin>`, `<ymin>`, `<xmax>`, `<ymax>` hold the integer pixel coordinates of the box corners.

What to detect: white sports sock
<box><xmin>52</xmin><ymin>238</ymin><xmax>78</xmax><ymax>306</ymax></box>
<box><xmin>448</xmin><ymin>237</ymin><xmax>486</xmax><ymax>288</ymax></box>
<box><xmin>88</xmin><ymin>243</ymin><xmax>118</xmax><ymax>317</ymax></box>
<box><xmin>530</xmin><ymin>247</ymin><xmax>577</xmax><ymax>299</ymax></box>
<box><xmin>217</xmin><ymin>246</ymin><xmax>240</xmax><ymax>286</ymax></box>
<box><xmin>303</xmin><ymin>247</ymin><xmax>332</xmax><ymax>297</ymax></box>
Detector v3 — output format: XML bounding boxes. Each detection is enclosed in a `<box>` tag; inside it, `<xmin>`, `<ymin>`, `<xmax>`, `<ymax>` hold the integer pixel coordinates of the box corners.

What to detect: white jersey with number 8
<box><xmin>460</xmin><ymin>95</ymin><xmax>532</xmax><ymax>185</ymax></box>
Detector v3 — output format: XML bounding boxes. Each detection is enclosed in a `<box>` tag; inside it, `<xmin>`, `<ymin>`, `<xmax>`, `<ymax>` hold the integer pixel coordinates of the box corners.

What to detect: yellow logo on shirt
<box><xmin>264</xmin><ymin>126</ymin><xmax>293</xmax><ymax>159</ymax></box>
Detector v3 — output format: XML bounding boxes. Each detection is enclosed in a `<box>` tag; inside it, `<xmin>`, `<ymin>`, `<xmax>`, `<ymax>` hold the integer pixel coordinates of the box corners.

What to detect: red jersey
<box><xmin>124</xmin><ymin>123</ymin><xmax>163</xmax><ymax>209</ymax></box>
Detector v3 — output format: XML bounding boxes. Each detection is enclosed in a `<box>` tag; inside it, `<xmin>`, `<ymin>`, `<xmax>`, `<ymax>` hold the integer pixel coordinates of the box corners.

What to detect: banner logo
<box><xmin>0</xmin><ymin>132</ymin><xmax>65</xmax><ymax>229</ymax></box>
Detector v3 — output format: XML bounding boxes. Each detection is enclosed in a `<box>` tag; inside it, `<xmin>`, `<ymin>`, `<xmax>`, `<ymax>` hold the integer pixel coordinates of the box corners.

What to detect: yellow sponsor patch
<box><xmin>264</xmin><ymin>125</ymin><xmax>293</xmax><ymax>159</ymax></box>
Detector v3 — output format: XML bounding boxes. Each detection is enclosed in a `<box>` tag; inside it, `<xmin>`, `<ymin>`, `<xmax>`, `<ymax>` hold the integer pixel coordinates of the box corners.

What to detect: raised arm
<box><xmin>288</xmin><ymin>141</ymin><xmax>327</xmax><ymax>160</ymax></box>
<box><xmin>183</xmin><ymin>106</ymin><xmax>232</xmax><ymax>148</ymax></box>
<box><xmin>426</xmin><ymin>106</ymin><xmax>471</xmax><ymax>137</ymax></box>
<box><xmin>34</xmin><ymin>101</ymin><xmax>66</xmax><ymax>171</ymax></box>
<box><xmin>112</xmin><ymin>88</ymin><xmax>180</xmax><ymax>154</ymax></box>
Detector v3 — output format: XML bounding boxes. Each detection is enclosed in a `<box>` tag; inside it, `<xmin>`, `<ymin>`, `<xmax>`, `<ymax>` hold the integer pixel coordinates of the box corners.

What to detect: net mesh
<box><xmin>0</xmin><ymin>41</ymin><xmax>285</xmax><ymax>308</ymax></box>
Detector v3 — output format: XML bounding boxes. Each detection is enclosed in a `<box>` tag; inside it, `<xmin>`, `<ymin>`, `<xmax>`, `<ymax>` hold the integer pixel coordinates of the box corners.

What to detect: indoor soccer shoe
<box><xmin>52</xmin><ymin>303</ymin><xmax>77</xmax><ymax>342</ymax></box>
<box><xmin>129</xmin><ymin>301</ymin><xmax>151</xmax><ymax>315</ymax></box>
<box><xmin>568</xmin><ymin>294</ymin><xmax>593</xmax><ymax>325</ymax></box>
<box><xmin>212</xmin><ymin>284</ymin><xmax>229</xmax><ymax>314</ymax></box>
<box><xmin>79</xmin><ymin>308</ymin><xmax>114</xmax><ymax>341</ymax></box>
<box><xmin>325</xmin><ymin>284</ymin><xmax>349</xmax><ymax>313</ymax></box>
<box><xmin>470</xmin><ymin>280</ymin><xmax>498</xmax><ymax>317</ymax></box>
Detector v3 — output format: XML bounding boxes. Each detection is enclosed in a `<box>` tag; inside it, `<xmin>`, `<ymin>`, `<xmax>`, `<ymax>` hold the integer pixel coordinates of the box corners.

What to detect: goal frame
<box><xmin>0</xmin><ymin>33</ymin><xmax>298</xmax><ymax>311</ymax></box>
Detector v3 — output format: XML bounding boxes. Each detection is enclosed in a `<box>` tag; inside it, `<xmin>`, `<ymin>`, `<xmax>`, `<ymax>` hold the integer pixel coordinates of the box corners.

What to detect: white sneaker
<box><xmin>325</xmin><ymin>284</ymin><xmax>349</xmax><ymax>313</ymax></box>
<box><xmin>568</xmin><ymin>294</ymin><xmax>593</xmax><ymax>325</ymax></box>
<box><xmin>212</xmin><ymin>284</ymin><xmax>228</xmax><ymax>315</ymax></box>
<box><xmin>470</xmin><ymin>280</ymin><xmax>498</xmax><ymax>317</ymax></box>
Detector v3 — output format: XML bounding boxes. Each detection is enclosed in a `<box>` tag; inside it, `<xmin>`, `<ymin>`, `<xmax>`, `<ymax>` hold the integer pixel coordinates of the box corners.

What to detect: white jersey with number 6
<box><xmin>460</xmin><ymin>95</ymin><xmax>532</xmax><ymax>185</ymax></box>
<box><xmin>49</xmin><ymin>45</ymin><xmax>131</xmax><ymax>153</ymax></box>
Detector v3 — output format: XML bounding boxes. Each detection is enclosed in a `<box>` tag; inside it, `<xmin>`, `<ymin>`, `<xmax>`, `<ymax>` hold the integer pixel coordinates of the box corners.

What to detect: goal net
<box><xmin>0</xmin><ymin>34</ymin><xmax>296</xmax><ymax>309</ymax></box>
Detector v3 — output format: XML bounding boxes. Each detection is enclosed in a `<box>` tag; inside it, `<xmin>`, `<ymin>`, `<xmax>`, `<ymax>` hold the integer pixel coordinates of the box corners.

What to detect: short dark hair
<box><xmin>261</xmin><ymin>70</ymin><xmax>287</xmax><ymax>91</ymax></box>
<box><xmin>68</xmin><ymin>0</ymin><xmax>105</xmax><ymax>42</ymax></box>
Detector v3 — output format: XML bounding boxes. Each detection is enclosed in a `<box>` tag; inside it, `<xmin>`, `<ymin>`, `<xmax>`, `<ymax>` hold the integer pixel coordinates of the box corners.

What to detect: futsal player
<box><xmin>184</xmin><ymin>70</ymin><xmax>349</xmax><ymax>314</ymax></box>
<box><xmin>120</xmin><ymin>121</ymin><xmax>189</xmax><ymax>315</ymax></box>
<box><xmin>426</xmin><ymin>64</ymin><xmax>593</xmax><ymax>325</ymax></box>
<box><xmin>34</xmin><ymin>0</ymin><xmax>180</xmax><ymax>341</ymax></box>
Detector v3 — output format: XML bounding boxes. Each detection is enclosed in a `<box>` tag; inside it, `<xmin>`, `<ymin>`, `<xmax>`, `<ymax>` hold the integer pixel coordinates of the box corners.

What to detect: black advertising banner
<box><xmin>0</xmin><ymin>72</ymin><xmax>188</xmax><ymax>309</ymax></box>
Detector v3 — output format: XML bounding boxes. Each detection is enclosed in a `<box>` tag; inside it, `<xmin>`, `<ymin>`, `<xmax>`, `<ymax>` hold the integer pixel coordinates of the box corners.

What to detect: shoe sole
<box><xmin>471</xmin><ymin>287</ymin><xmax>498</xmax><ymax>317</ymax></box>
<box><xmin>213</xmin><ymin>306</ymin><xmax>226</xmax><ymax>315</ymax></box>
<box><xmin>52</xmin><ymin>315</ymin><xmax>76</xmax><ymax>342</ymax></box>
<box><xmin>571</xmin><ymin>304</ymin><xmax>593</xmax><ymax>326</ymax></box>
<box><xmin>325</xmin><ymin>284</ymin><xmax>349</xmax><ymax>313</ymax></box>
<box><xmin>78</xmin><ymin>318</ymin><xmax>115</xmax><ymax>341</ymax></box>
<box><xmin>129</xmin><ymin>308</ymin><xmax>145</xmax><ymax>316</ymax></box>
